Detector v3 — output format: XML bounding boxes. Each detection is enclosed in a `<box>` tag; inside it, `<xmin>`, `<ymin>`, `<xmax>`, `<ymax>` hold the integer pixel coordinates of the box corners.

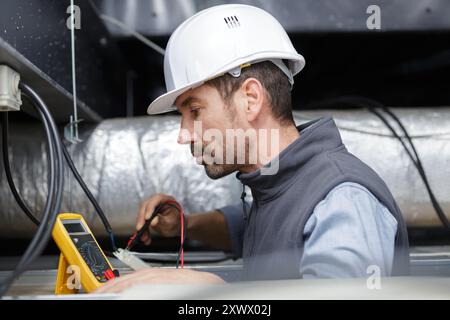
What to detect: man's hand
<box><xmin>136</xmin><ymin>194</ymin><xmax>232</xmax><ymax>251</ymax></box>
<box><xmin>94</xmin><ymin>268</ymin><xmax>226</xmax><ymax>294</ymax></box>
<box><xmin>136</xmin><ymin>193</ymin><xmax>182</xmax><ymax>245</ymax></box>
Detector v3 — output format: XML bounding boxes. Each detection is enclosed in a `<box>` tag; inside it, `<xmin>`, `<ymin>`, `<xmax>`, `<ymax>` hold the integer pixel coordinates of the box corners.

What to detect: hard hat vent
<box><xmin>148</xmin><ymin>5</ymin><xmax>306</xmax><ymax>115</ymax></box>
<box><xmin>224</xmin><ymin>16</ymin><xmax>240</xmax><ymax>29</ymax></box>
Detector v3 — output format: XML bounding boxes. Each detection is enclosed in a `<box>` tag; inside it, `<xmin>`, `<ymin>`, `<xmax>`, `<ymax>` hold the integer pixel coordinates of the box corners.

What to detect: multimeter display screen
<box><xmin>63</xmin><ymin>221</ymin><xmax>86</xmax><ymax>233</ymax></box>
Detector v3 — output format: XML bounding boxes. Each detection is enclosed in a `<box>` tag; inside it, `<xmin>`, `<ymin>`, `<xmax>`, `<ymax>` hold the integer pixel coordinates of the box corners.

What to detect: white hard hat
<box><xmin>147</xmin><ymin>4</ymin><xmax>305</xmax><ymax>115</ymax></box>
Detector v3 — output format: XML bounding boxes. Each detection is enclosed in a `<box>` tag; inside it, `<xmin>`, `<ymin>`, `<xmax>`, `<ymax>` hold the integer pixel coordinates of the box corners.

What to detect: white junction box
<box><xmin>0</xmin><ymin>65</ymin><xmax>21</xmax><ymax>111</ymax></box>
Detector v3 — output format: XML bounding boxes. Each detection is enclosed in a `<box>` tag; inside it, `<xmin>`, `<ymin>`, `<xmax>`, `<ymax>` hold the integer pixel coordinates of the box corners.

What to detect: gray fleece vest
<box><xmin>237</xmin><ymin>117</ymin><xmax>409</xmax><ymax>281</ymax></box>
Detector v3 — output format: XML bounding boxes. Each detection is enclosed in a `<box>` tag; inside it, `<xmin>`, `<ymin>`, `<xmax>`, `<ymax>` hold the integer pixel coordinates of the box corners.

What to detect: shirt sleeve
<box><xmin>216</xmin><ymin>203</ymin><xmax>246</xmax><ymax>258</ymax></box>
<box><xmin>300</xmin><ymin>182</ymin><xmax>398</xmax><ymax>279</ymax></box>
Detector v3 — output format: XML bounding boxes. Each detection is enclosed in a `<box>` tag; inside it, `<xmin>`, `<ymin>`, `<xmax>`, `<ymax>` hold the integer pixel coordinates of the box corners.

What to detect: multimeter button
<box><xmin>104</xmin><ymin>270</ymin><xmax>115</xmax><ymax>280</ymax></box>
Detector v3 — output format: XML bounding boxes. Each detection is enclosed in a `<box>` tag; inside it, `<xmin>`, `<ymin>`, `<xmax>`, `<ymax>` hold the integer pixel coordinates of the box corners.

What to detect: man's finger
<box><xmin>143</xmin><ymin>196</ymin><xmax>169</xmax><ymax>220</ymax></box>
<box><xmin>137</xmin><ymin>195</ymin><xmax>163</xmax><ymax>229</ymax></box>
<box><xmin>140</xmin><ymin>230</ymin><xmax>152</xmax><ymax>246</ymax></box>
<box><xmin>150</xmin><ymin>215</ymin><xmax>159</xmax><ymax>228</ymax></box>
<box><xmin>136</xmin><ymin>194</ymin><xmax>176</xmax><ymax>231</ymax></box>
<box><xmin>136</xmin><ymin>200</ymin><xmax>150</xmax><ymax>230</ymax></box>
<box><xmin>144</xmin><ymin>202</ymin><xmax>156</xmax><ymax>220</ymax></box>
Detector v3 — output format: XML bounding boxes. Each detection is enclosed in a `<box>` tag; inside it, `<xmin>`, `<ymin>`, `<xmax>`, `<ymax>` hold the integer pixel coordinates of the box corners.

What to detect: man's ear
<box><xmin>242</xmin><ymin>78</ymin><xmax>264</xmax><ymax>123</ymax></box>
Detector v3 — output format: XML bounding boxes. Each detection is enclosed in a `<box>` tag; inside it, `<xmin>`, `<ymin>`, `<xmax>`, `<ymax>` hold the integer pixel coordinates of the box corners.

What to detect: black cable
<box><xmin>61</xmin><ymin>143</ymin><xmax>117</xmax><ymax>250</ymax></box>
<box><xmin>0</xmin><ymin>82</ymin><xmax>64</xmax><ymax>297</ymax></box>
<box><xmin>0</xmin><ymin>82</ymin><xmax>119</xmax><ymax>295</ymax></box>
<box><xmin>175</xmin><ymin>215</ymin><xmax>188</xmax><ymax>269</ymax></box>
<box><xmin>5</xmin><ymin>99</ymin><xmax>58</xmax><ymax>269</ymax></box>
<box><xmin>378</xmin><ymin>107</ymin><xmax>450</xmax><ymax>230</ymax></box>
<box><xmin>307</xmin><ymin>96</ymin><xmax>450</xmax><ymax>230</ymax></box>
<box><xmin>0</xmin><ymin>101</ymin><xmax>118</xmax><ymax>250</ymax></box>
<box><xmin>356</xmin><ymin>99</ymin><xmax>450</xmax><ymax>230</ymax></box>
<box><xmin>18</xmin><ymin>83</ymin><xmax>64</xmax><ymax>265</ymax></box>
<box><xmin>159</xmin><ymin>203</ymin><xmax>185</xmax><ymax>269</ymax></box>
<box><xmin>1</xmin><ymin>112</ymin><xmax>40</xmax><ymax>226</ymax></box>
<box><xmin>2</xmin><ymin>82</ymin><xmax>63</xmax><ymax>289</ymax></box>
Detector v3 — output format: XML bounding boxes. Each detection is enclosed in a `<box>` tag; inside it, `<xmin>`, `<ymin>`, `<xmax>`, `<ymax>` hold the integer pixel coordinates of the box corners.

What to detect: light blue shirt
<box><xmin>219</xmin><ymin>182</ymin><xmax>398</xmax><ymax>278</ymax></box>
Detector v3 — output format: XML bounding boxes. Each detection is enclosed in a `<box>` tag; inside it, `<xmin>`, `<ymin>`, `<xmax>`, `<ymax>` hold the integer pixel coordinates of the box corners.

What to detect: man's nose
<box><xmin>177</xmin><ymin>118</ymin><xmax>197</xmax><ymax>145</ymax></box>
<box><xmin>177</xmin><ymin>129</ymin><xmax>194</xmax><ymax>144</ymax></box>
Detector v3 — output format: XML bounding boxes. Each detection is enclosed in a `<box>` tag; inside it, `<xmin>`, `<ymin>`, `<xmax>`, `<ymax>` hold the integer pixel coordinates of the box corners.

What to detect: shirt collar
<box><xmin>236</xmin><ymin>117</ymin><xmax>343</xmax><ymax>202</ymax></box>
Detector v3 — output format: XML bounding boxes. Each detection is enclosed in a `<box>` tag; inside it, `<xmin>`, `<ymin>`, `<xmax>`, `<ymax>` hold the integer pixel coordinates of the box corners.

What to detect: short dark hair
<box><xmin>206</xmin><ymin>61</ymin><xmax>294</xmax><ymax>126</ymax></box>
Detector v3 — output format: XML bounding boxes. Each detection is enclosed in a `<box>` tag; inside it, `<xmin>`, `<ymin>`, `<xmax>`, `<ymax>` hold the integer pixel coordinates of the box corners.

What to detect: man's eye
<box><xmin>191</xmin><ymin>108</ymin><xmax>200</xmax><ymax>117</ymax></box>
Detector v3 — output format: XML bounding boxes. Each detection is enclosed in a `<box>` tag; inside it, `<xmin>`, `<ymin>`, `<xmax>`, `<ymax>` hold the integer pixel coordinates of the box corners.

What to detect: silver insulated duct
<box><xmin>0</xmin><ymin>109</ymin><xmax>450</xmax><ymax>237</ymax></box>
<box><xmin>0</xmin><ymin>116</ymin><xmax>242</xmax><ymax>237</ymax></box>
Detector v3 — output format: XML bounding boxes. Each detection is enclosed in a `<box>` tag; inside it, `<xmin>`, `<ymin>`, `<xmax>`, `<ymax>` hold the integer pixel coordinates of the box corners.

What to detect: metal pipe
<box><xmin>1</xmin><ymin>109</ymin><xmax>449</xmax><ymax>237</ymax></box>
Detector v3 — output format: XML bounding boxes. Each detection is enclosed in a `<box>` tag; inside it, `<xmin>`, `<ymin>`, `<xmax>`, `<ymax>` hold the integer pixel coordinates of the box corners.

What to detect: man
<box><xmin>97</xmin><ymin>4</ymin><xmax>409</xmax><ymax>293</ymax></box>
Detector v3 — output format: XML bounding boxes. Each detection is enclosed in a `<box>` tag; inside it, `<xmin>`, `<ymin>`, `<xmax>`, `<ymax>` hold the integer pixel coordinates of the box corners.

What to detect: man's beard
<box><xmin>191</xmin><ymin>143</ymin><xmax>241</xmax><ymax>179</ymax></box>
<box><xmin>203</xmin><ymin>162</ymin><xmax>240</xmax><ymax>179</ymax></box>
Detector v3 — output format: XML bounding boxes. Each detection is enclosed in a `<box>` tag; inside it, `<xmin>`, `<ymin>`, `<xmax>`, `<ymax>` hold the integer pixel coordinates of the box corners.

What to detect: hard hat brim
<box><xmin>147</xmin><ymin>53</ymin><xmax>305</xmax><ymax>115</ymax></box>
<box><xmin>146</xmin><ymin>82</ymin><xmax>202</xmax><ymax>115</ymax></box>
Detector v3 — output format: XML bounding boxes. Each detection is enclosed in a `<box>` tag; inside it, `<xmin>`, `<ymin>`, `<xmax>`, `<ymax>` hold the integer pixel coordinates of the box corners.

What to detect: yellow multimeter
<box><xmin>52</xmin><ymin>213</ymin><xmax>116</xmax><ymax>294</ymax></box>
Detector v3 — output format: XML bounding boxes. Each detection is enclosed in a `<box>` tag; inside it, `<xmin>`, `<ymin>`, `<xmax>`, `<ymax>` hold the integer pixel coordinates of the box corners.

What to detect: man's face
<box><xmin>175</xmin><ymin>84</ymin><xmax>247</xmax><ymax>179</ymax></box>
